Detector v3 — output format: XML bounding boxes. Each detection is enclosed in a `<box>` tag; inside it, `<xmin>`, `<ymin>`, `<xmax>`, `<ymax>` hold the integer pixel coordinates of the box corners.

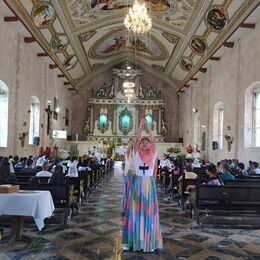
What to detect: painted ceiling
<box><xmin>5</xmin><ymin>0</ymin><xmax>259</xmax><ymax>91</ymax></box>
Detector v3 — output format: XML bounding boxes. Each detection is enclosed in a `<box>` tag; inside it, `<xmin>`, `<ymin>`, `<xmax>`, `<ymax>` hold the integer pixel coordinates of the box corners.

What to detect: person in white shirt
<box><xmin>36</xmin><ymin>161</ymin><xmax>52</xmax><ymax>177</ymax></box>
<box><xmin>36</xmin><ymin>155</ymin><xmax>47</xmax><ymax>167</ymax></box>
<box><xmin>66</xmin><ymin>157</ymin><xmax>79</xmax><ymax>177</ymax></box>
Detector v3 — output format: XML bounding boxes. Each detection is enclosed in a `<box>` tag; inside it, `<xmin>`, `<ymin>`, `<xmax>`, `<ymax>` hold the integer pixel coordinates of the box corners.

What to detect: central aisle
<box><xmin>1</xmin><ymin>163</ymin><xmax>260</xmax><ymax>259</ymax></box>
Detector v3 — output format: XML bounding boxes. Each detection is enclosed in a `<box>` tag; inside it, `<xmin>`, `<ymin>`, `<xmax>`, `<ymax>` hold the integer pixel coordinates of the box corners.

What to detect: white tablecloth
<box><xmin>0</xmin><ymin>190</ymin><xmax>55</xmax><ymax>230</ymax></box>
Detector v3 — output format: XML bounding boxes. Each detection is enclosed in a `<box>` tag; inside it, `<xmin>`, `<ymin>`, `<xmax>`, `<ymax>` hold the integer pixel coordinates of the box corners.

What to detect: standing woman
<box><xmin>123</xmin><ymin>118</ymin><xmax>163</xmax><ymax>252</ymax></box>
<box><xmin>122</xmin><ymin>139</ymin><xmax>135</xmax><ymax>216</ymax></box>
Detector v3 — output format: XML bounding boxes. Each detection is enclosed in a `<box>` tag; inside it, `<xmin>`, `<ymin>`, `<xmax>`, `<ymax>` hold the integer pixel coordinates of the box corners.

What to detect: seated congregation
<box><xmin>0</xmin><ymin>154</ymin><xmax>113</xmax><ymax>229</ymax></box>
<box><xmin>158</xmin><ymin>157</ymin><xmax>260</xmax><ymax>226</ymax></box>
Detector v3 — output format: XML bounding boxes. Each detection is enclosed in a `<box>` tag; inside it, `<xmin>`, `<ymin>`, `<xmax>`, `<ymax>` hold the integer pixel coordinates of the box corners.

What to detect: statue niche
<box><xmin>96</xmin><ymin>83</ymin><xmax>107</xmax><ymax>98</ymax></box>
<box><xmin>97</xmin><ymin>113</ymin><xmax>109</xmax><ymax>133</ymax></box>
<box><xmin>119</xmin><ymin>107</ymin><xmax>133</xmax><ymax>135</ymax></box>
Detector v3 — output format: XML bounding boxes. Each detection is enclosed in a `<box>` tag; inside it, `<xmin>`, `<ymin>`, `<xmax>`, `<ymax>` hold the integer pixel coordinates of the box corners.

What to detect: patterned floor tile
<box><xmin>1</xmin><ymin>166</ymin><xmax>260</xmax><ymax>259</ymax></box>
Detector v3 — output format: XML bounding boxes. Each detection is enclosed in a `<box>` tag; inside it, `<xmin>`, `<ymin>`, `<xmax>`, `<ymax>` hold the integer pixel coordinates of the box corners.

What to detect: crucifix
<box><xmin>45</xmin><ymin>102</ymin><xmax>52</xmax><ymax>135</ymax></box>
<box><xmin>139</xmin><ymin>163</ymin><xmax>149</xmax><ymax>175</ymax></box>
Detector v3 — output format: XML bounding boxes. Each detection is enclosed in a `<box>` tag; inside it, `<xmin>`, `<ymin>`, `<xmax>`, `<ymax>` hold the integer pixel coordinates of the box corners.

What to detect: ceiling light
<box><xmin>192</xmin><ymin>108</ymin><xmax>198</xmax><ymax>113</ymax></box>
<box><xmin>124</xmin><ymin>1</ymin><xmax>152</xmax><ymax>34</ymax></box>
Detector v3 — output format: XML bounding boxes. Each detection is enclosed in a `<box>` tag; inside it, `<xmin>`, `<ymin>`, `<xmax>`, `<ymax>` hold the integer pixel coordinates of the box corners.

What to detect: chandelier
<box><xmin>124</xmin><ymin>1</ymin><xmax>152</xmax><ymax>34</ymax></box>
<box><xmin>123</xmin><ymin>81</ymin><xmax>135</xmax><ymax>103</ymax></box>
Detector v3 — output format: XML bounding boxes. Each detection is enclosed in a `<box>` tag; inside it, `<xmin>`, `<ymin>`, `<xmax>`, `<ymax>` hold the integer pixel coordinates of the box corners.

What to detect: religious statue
<box><xmin>83</xmin><ymin>119</ymin><xmax>90</xmax><ymax>135</ymax></box>
<box><xmin>161</xmin><ymin>107</ymin><xmax>168</xmax><ymax>139</ymax></box>
<box><xmin>224</xmin><ymin>135</ymin><xmax>233</xmax><ymax>152</ymax></box>
<box><xmin>139</xmin><ymin>84</ymin><xmax>145</xmax><ymax>99</ymax></box>
<box><xmin>108</xmin><ymin>82</ymin><xmax>115</xmax><ymax>98</ymax></box>
<box><xmin>19</xmin><ymin>132</ymin><xmax>29</xmax><ymax>148</ymax></box>
<box><xmin>83</xmin><ymin>105</ymin><xmax>91</xmax><ymax>136</ymax></box>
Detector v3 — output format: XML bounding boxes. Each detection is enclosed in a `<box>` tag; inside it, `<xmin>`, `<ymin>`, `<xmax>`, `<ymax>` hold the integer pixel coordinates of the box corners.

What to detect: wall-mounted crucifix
<box><xmin>45</xmin><ymin>101</ymin><xmax>52</xmax><ymax>135</ymax></box>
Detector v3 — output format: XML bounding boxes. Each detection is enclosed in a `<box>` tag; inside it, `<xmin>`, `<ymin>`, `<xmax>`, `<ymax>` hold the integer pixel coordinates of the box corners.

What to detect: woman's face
<box><xmin>139</xmin><ymin>139</ymin><xmax>151</xmax><ymax>150</ymax></box>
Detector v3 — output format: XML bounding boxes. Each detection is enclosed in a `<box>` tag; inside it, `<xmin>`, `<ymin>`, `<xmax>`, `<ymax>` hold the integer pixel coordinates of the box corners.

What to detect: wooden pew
<box><xmin>195</xmin><ymin>181</ymin><xmax>260</xmax><ymax>226</ymax></box>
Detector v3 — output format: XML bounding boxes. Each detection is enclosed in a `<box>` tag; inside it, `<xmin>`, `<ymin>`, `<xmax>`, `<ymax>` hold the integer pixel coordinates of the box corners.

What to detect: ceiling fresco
<box><xmin>4</xmin><ymin>0</ymin><xmax>259</xmax><ymax>91</ymax></box>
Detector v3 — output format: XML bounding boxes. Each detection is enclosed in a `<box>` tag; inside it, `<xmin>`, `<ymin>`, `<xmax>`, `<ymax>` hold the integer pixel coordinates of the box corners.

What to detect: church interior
<box><xmin>1</xmin><ymin>0</ymin><xmax>260</xmax><ymax>259</ymax></box>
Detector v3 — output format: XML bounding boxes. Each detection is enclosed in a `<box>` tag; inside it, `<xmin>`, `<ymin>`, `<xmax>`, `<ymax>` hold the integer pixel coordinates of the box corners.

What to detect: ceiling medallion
<box><xmin>190</xmin><ymin>36</ymin><xmax>207</xmax><ymax>56</ymax></box>
<box><xmin>31</xmin><ymin>2</ymin><xmax>56</xmax><ymax>29</ymax></box>
<box><xmin>179</xmin><ymin>57</ymin><xmax>193</xmax><ymax>72</ymax></box>
<box><xmin>124</xmin><ymin>1</ymin><xmax>152</xmax><ymax>34</ymax></box>
<box><xmin>206</xmin><ymin>6</ymin><xmax>228</xmax><ymax>31</ymax></box>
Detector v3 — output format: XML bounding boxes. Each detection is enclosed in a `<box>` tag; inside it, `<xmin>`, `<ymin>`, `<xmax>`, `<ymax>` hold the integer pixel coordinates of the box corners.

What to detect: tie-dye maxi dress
<box><xmin>122</xmin><ymin>151</ymin><xmax>163</xmax><ymax>252</ymax></box>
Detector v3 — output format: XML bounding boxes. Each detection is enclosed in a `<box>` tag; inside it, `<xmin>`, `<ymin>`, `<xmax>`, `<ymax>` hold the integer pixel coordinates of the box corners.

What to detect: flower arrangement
<box><xmin>167</xmin><ymin>146</ymin><xmax>181</xmax><ymax>154</ymax></box>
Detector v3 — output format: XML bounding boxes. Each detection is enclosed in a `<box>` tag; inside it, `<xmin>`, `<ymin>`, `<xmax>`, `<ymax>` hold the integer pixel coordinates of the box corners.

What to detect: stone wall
<box><xmin>179</xmin><ymin>14</ymin><xmax>260</xmax><ymax>164</ymax></box>
<box><xmin>0</xmin><ymin>12</ymin><xmax>72</xmax><ymax>157</ymax></box>
<box><xmin>71</xmin><ymin>69</ymin><xmax>179</xmax><ymax>142</ymax></box>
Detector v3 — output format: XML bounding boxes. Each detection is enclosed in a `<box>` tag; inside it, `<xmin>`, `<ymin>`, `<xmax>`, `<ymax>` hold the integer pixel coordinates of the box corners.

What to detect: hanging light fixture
<box><xmin>124</xmin><ymin>1</ymin><xmax>152</xmax><ymax>34</ymax></box>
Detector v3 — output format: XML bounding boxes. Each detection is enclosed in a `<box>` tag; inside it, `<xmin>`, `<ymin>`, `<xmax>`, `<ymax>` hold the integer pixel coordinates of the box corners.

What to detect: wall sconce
<box><xmin>55</xmin><ymin>107</ymin><xmax>60</xmax><ymax>113</ymax></box>
<box><xmin>192</xmin><ymin>108</ymin><xmax>198</xmax><ymax>113</ymax></box>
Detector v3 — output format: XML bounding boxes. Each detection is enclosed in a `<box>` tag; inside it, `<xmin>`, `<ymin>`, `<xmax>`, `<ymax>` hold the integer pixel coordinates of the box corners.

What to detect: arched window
<box><xmin>0</xmin><ymin>80</ymin><xmax>9</xmax><ymax>147</ymax></box>
<box><xmin>244</xmin><ymin>82</ymin><xmax>260</xmax><ymax>147</ymax></box>
<box><xmin>253</xmin><ymin>89</ymin><xmax>260</xmax><ymax>147</ymax></box>
<box><xmin>29</xmin><ymin>96</ymin><xmax>40</xmax><ymax>145</ymax></box>
<box><xmin>213</xmin><ymin>102</ymin><xmax>224</xmax><ymax>150</ymax></box>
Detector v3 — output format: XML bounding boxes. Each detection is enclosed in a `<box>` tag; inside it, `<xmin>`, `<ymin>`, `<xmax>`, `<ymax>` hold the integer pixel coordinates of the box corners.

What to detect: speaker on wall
<box><xmin>33</xmin><ymin>136</ymin><xmax>40</xmax><ymax>146</ymax></box>
<box><xmin>212</xmin><ymin>141</ymin><xmax>218</xmax><ymax>150</ymax></box>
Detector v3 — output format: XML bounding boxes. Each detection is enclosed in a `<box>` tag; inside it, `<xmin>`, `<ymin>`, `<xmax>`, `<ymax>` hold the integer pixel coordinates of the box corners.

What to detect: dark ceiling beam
<box><xmin>209</xmin><ymin>56</ymin><xmax>221</xmax><ymax>61</ymax></box>
<box><xmin>57</xmin><ymin>74</ymin><xmax>65</xmax><ymax>78</ymax></box>
<box><xmin>190</xmin><ymin>77</ymin><xmax>198</xmax><ymax>81</ymax></box>
<box><xmin>223</xmin><ymin>42</ymin><xmax>234</xmax><ymax>48</ymax></box>
<box><xmin>240</xmin><ymin>23</ymin><xmax>256</xmax><ymax>29</ymax></box>
<box><xmin>24</xmin><ymin>36</ymin><xmax>36</xmax><ymax>43</ymax></box>
<box><xmin>199</xmin><ymin>68</ymin><xmax>207</xmax><ymax>73</ymax></box>
<box><xmin>37</xmin><ymin>53</ymin><xmax>49</xmax><ymax>57</ymax></box>
<box><xmin>49</xmin><ymin>64</ymin><xmax>58</xmax><ymax>69</ymax></box>
<box><xmin>4</xmin><ymin>16</ymin><xmax>18</xmax><ymax>22</ymax></box>
<box><xmin>64</xmin><ymin>82</ymin><xmax>70</xmax><ymax>86</ymax></box>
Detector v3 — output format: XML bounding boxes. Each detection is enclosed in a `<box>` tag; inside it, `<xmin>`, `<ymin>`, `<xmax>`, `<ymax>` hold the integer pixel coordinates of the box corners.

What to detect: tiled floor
<box><xmin>1</xmin><ymin>163</ymin><xmax>260</xmax><ymax>259</ymax></box>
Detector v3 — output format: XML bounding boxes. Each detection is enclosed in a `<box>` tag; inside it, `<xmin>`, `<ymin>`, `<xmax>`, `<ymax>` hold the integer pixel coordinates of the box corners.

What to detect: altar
<box><xmin>83</xmin><ymin>62</ymin><xmax>167</xmax><ymax>143</ymax></box>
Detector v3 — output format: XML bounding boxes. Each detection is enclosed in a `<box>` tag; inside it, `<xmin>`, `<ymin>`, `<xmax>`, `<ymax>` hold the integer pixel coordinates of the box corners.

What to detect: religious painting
<box><xmin>119</xmin><ymin>108</ymin><xmax>133</xmax><ymax>135</ymax></box>
<box><xmin>31</xmin><ymin>2</ymin><xmax>56</xmax><ymax>29</ymax></box>
<box><xmin>179</xmin><ymin>57</ymin><xmax>193</xmax><ymax>72</ymax></box>
<box><xmin>63</xmin><ymin>55</ymin><xmax>78</xmax><ymax>70</ymax></box>
<box><xmin>89</xmin><ymin>29</ymin><xmax>168</xmax><ymax>60</ymax></box>
<box><xmin>50</xmin><ymin>34</ymin><xmax>69</xmax><ymax>53</ymax></box>
<box><xmin>91</xmin><ymin>0</ymin><xmax>128</xmax><ymax>11</ymax></box>
<box><xmin>98</xmin><ymin>113</ymin><xmax>109</xmax><ymax>133</ymax></box>
<box><xmin>190</xmin><ymin>37</ymin><xmax>207</xmax><ymax>56</ymax></box>
<box><xmin>90</xmin><ymin>0</ymin><xmax>170</xmax><ymax>12</ymax></box>
<box><xmin>206</xmin><ymin>7</ymin><xmax>227</xmax><ymax>31</ymax></box>
<box><xmin>100</xmin><ymin>36</ymin><xmax>126</xmax><ymax>54</ymax></box>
